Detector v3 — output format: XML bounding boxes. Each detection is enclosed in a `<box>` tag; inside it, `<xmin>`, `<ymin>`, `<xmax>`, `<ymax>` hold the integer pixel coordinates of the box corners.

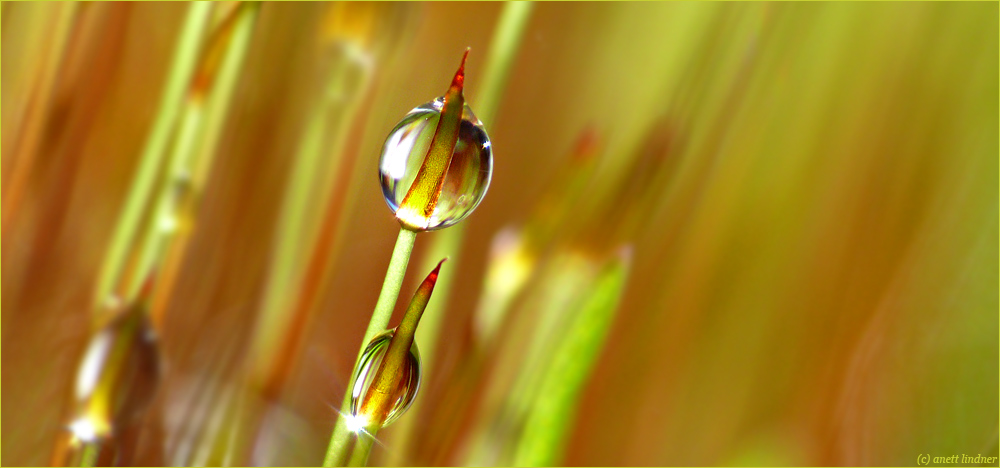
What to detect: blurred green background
<box><xmin>2</xmin><ymin>2</ymin><xmax>997</xmax><ymax>466</ymax></box>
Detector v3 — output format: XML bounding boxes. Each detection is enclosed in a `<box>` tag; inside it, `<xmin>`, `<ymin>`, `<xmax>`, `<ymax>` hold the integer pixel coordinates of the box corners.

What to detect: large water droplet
<box><xmin>349</xmin><ymin>329</ymin><xmax>421</xmax><ymax>428</ymax></box>
<box><xmin>379</xmin><ymin>98</ymin><xmax>493</xmax><ymax>231</ymax></box>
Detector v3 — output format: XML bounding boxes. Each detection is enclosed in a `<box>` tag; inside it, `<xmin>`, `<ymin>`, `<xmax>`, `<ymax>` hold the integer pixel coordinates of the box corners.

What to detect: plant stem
<box><xmin>347</xmin><ymin>435</ymin><xmax>377</xmax><ymax>467</ymax></box>
<box><xmin>387</xmin><ymin>3</ymin><xmax>533</xmax><ymax>464</ymax></box>
<box><xmin>79</xmin><ymin>442</ymin><xmax>99</xmax><ymax>468</ymax></box>
<box><xmin>249</xmin><ymin>42</ymin><xmax>374</xmax><ymax>396</ymax></box>
<box><xmin>412</xmin><ymin>0</ymin><xmax>533</xmax><ymax>378</ymax></box>
<box><xmin>364</xmin><ymin>228</ymin><xmax>418</xmax><ymax>343</ymax></box>
<box><xmin>92</xmin><ymin>2</ymin><xmax>211</xmax><ymax>322</ymax></box>
<box><xmin>474</xmin><ymin>1</ymin><xmax>534</xmax><ymax>127</ymax></box>
<box><xmin>149</xmin><ymin>3</ymin><xmax>260</xmax><ymax>327</ymax></box>
<box><xmin>322</xmin><ymin>227</ymin><xmax>417</xmax><ymax>467</ymax></box>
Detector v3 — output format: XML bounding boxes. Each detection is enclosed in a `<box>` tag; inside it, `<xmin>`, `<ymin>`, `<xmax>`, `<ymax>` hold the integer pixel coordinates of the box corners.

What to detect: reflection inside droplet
<box><xmin>378</xmin><ymin>98</ymin><xmax>493</xmax><ymax>231</ymax></box>
<box><xmin>349</xmin><ymin>329</ymin><xmax>421</xmax><ymax>428</ymax></box>
<box><xmin>69</xmin><ymin>304</ymin><xmax>162</xmax><ymax>441</ymax></box>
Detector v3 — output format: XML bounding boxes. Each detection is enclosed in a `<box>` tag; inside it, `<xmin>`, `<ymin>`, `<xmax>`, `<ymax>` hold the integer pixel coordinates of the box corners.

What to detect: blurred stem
<box><xmin>323</xmin><ymin>227</ymin><xmax>417</xmax><ymax>467</ymax></box>
<box><xmin>249</xmin><ymin>39</ymin><xmax>373</xmax><ymax>398</ymax></box>
<box><xmin>150</xmin><ymin>3</ymin><xmax>260</xmax><ymax>327</ymax></box>
<box><xmin>473</xmin><ymin>1</ymin><xmax>533</xmax><ymax>127</ymax></box>
<box><xmin>126</xmin><ymin>103</ymin><xmax>203</xmax><ymax>300</ymax></box>
<box><xmin>79</xmin><ymin>442</ymin><xmax>99</xmax><ymax>468</ymax></box>
<box><xmin>1</xmin><ymin>2</ymin><xmax>77</xmax><ymax>238</ymax></box>
<box><xmin>93</xmin><ymin>2</ymin><xmax>211</xmax><ymax>323</ymax></box>
<box><xmin>387</xmin><ymin>4</ymin><xmax>532</xmax><ymax>464</ymax></box>
<box><xmin>512</xmin><ymin>249</ymin><xmax>631</xmax><ymax>466</ymax></box>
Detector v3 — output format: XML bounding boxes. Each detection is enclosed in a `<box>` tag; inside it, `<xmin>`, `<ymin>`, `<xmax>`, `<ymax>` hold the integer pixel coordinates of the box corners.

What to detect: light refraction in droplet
<box><xmin>378</xmin><ymin>97</ymin><xmax>493</xmax><ymax>231</ymax></box>
<box><xmin>70</xmin><ymin>302</ymin><xmax>162</xmax><ymax>442</ymax></box>
<box><xmin>349</xmin><ymin>329</ymin><xmax>421</xmax><ymax>428</ymax></box>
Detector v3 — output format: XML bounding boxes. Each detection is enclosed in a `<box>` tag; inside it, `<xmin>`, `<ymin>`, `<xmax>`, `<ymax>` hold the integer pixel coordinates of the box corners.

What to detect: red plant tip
<box><xmin>451</xmin><ymin>49</ymin><xmax>470</xmax><ymax>92</ymax></box>
<box><xmin>571</xmin><ymin>125</ymin><xmax>602</xmax><ymax>163</ymax></box>
<box><xmin>138</xmin><ymin>273</ymin><xmax>158</xmax><ymax>303</ymax></box>
<box><xmin>427</xmin><ymin>258</ymin><xmax>448</xmax><ymax>283</ymax></box>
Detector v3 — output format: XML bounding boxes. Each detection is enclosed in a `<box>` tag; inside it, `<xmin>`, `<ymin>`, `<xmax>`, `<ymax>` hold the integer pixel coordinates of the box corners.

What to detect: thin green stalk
<box><xmin>363</xmin><ymin>228</ymin><xmax>418</xmax><ymax>342</ymax></box>
<box><xmin>79</xmin><ymin>442</ymin><xmax>99</xmax><ymax>468</ymax></box>
<box><xmin>473</xmin><ymin>1</ymin><xmax>534</xmax><ymax>128</ymax></box>
<box><xmin>148</xmin><ymin>3</ymin><xmax>260</xmax><ymax>328</ymax></box>
<box><xmin>93</xmin><ymin>2</ymin><xmax>211</xmax><ymax>321</ymax></box>
<box><xmin>348</xmin><ymin>436</ymin><xmax>376</xmax><ymax>467</ymax></box>
<box><xmin>410</xmin><ymin>0</ymin><xmax>533</xmax><ymax>373</ymax></box>
<box><xmin>323</xmin><ymin>227</ymin><xmax>417</xmax><ymax>467</ymax></box>
<box><xmin>249</xmin><ymin>44</ymin><xmax>374</xmax><ymax>390</ymax></box>
<box><xmin>512</xmin><ymin>249</ymin><xmax>631</xmax><ymax>466</ymax></box>
<box><xmin>126</xmin><ymin>103</ymin><xmax>203</xmax><ymax>300</ymax></box>
<box><xmin>387</xmin><ymin>3</ymin><xmax>533</xmax><ymax>464</ymax></box>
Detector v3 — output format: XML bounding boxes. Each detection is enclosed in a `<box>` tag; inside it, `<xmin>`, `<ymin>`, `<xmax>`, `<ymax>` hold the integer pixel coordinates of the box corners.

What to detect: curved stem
<box><xmin>322</xmin><ymin>227</ymin><xmax>417</xmax><ymax>467</ymax></box>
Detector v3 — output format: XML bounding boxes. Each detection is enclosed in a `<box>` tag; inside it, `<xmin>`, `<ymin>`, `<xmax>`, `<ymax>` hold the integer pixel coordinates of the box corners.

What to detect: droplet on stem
<box><xmin>69</xmin><ymin>300</ymin><xmax>162</xmax><ymax>443</ymax></box>
<box><xmin>379</xmin><ymin>51</ymin><xmax>493</xmax><ymax>231</ymax></box>
<box><xmin>349</xmin><ymin>330</ymin><xmax>421</xmax><ymax>429</ymax></box>
<box><xmin>348</xmin><ymin>260</ymin><xmax>445</xmax><ymax>431</ymax></box>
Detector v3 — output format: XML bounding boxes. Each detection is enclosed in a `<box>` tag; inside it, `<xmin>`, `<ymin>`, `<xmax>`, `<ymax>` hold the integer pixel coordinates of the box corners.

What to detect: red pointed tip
<box><xmin>451</xmin><ymin>49</ymin><xmax>469</xmax><ymax>91</ymax></box>
<box><xmin>139</xmin><ymin>273</ymin><xmax>157</xmax><ymax>302</ymax></box>
<box><xmin>426</xmin><ymin>258</ymin><xmax>448</xmax><ymax>285</ymax></box>
<box><xmin>572</xmin><ymin>126</ymin><xmax>602</xmax><ymax>163</ymax></box>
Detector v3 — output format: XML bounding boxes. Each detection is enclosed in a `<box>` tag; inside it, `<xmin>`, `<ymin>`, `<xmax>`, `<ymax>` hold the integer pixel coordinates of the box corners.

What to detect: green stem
<box><xmin>363</xmin><ymin>228</ymin><xmax>418</xmax><ymax>342</ymax></box>
<box><xmin>347</xmin><ymin>433</ymin><xmax>377</xmax><ymax>467</ymax></box>
<box><xmin>474</xmin><ymin>1</ymin><xmax>534</xmax><ymax>127</ymax></box>
<box><xmin>387</xmin><ymin>3</ymin><xmax>533</xmax><ymax>464</ymax></box>
<box><xmin>79</xmin><ymin>442</ymin><xmax>99</xmax><ymax>468</ymax></box>
<box><xmin>324</xmin><ymin>6</ymin><xmax>532</xmax><ymax>463</ymax></box>
<box><xmin>322</xmin><ymin>227</ymin><xmax>417</xmax><ymax>467</ymax></box>
<box><xmin>93</xmin><ymin>2</ymin><xmax>211</xmax><ymax>318</ymax></box>
<box><xmin>413</xmin><ymin>0</ymin><xmax>533</xmax><ymax>370</ymax></box>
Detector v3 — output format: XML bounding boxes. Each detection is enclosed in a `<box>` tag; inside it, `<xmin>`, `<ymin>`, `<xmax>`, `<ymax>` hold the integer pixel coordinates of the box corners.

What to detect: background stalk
<box><xmin>0</xmin><ymin>2</ymin><xmax>77</xmax><ymax>238</ymax></box>
<box><xmin>149</xmin><ymin>2</ymin><xmax>261</xmax><ymax>326</ymax></box>
<box><xmin>92</xmin><ymin>2</ymin><xmax>211</xmax><ymax>325</ymax></box>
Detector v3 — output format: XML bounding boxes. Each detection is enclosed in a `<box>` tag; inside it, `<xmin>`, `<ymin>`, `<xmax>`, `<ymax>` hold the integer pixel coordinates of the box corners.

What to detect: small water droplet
<box><xmin>70</xmin><ymin>303</ymin><xmax>162</xmax><ymax>440</ymax></box>
<box><xmin>379</xmin><ymin>98</ymin><xmax>493</xmax><ymax>231</ymax></box>
<box><xmin>349</xmin><ymin>329</ymin><xmax>421</xmax><ymax>428</ymax></box>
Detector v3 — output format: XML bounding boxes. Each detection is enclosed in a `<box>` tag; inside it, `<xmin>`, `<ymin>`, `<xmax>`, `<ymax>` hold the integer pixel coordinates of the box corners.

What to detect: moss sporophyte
<box><xmin>349</xmin><ymin>260</ymin><xmax>444</xmax><ymax>433</ymax></box>
<box><xmin>323</xmin><ymin>50</ymin><xmax>493</xmax><ymax>467</ymax></box>
<box><xmin>379</xmin><ymin>49</ymin><xmax>493</xmax><ymax>232</ymax></box>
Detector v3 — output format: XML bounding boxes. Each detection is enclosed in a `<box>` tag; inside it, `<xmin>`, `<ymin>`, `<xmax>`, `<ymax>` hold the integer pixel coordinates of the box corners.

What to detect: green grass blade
<box><xmin>512</xmin><ymin>247</ymin><xmax>632</xmax><ymax>466</ymax></box>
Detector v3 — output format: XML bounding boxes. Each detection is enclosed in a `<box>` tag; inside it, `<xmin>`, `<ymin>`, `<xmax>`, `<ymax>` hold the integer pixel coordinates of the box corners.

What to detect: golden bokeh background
<box><xmin>2</xmin><ymin>2</ymin><xmax>997</xmax><ymax>466</ymax></box>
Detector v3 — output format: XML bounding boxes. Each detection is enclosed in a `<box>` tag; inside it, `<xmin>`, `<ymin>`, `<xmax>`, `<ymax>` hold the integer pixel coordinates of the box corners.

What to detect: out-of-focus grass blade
<box><xmin>512</xmin><ymin>246</ymin><xmax>632</xmax><ymax>466</ymax></box>
<box><xmin>149</xmin><ymin>3</ymin><xmax>261</xmax><ymax>327</ymax></box>
<box><xmin>92</xmin><ymin>2</ymin><xmax>212</xmax><ymax>324</ymax></box>
<box><xmin>1</xmin><ymin>2</ymin><xmax>77</xmax><ymax>236</ymax></box>
<box><xmin>248</xmin><ymin>4</ymin><xmax>379</xmax><ymax>398</ymax></box>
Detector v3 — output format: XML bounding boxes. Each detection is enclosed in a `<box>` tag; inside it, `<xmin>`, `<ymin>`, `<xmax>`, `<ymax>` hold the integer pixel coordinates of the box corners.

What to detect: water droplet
<box><xmin>70</xmin><ymin>303</ymin><xmax>162</xmax><ymax>440</ymax></box>
<box><xmin>349</xmin><ymin>329</ymin><xmax>421</xmax><ymax>428</ymax></box>
<box><xmin>379</xmin><ymin>98</ymin><xmax>493</xmax><ymax>231</ymax></box>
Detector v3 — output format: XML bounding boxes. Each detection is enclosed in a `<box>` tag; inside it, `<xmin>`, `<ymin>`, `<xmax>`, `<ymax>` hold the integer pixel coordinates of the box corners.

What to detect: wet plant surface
<box><xmin>2</xmin><ymin>2</ymin><xmax>997</xmax><ymax>467</ymax></box>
